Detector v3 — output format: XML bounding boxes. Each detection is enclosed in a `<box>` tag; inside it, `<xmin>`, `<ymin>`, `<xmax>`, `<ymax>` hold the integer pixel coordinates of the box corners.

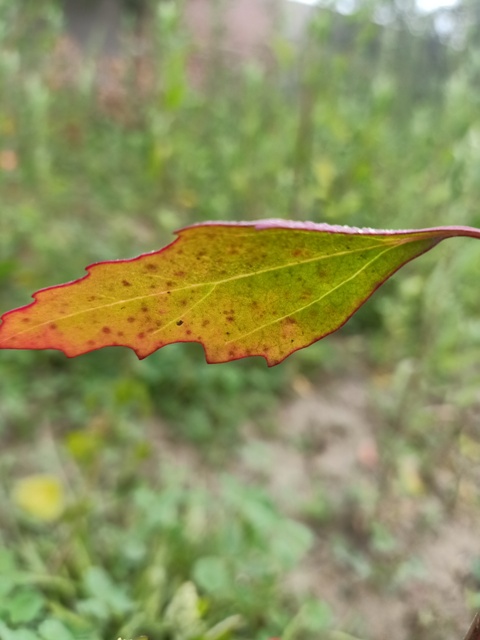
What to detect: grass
<box><xmin>0</xmin><ymin>422</ymin><xmax>330</xmax><ymax>639</ymax></box>
<box><xmin>1</xmin><ymin>1</ymin><xmax>480</xmax><ymax>639</ymax></box>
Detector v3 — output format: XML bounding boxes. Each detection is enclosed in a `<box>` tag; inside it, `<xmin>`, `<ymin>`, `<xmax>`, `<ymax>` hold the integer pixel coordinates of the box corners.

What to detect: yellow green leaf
<box><xmin>0</xmin><ymin>221</ymin><xmax>479</xmax><ymax>365</ymax></box>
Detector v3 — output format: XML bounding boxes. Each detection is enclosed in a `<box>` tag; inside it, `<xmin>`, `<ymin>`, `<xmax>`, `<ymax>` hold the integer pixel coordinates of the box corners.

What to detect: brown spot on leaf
<box><xmin>174</xmin><ymin>270</ymin><xmax>185</xmax><ymax>277</ymax></box>
<box><xmin>21</xmin><ymin>318</ymin><xmax>30</xmax><ymax>323</ymax></box>
<box><xmin>102</xmin><ymin>326</ymin><xmax>111</xmax><ymax>334</ymax></box>
<box><xmin>137</xmin><ymin>332</ymin><xmax>145</xmax><ymax>339</ymax></box>
<box><xmin>127</xmin><ymin>317</ymin><xmax>135</xmax><ymax>323</ymax></box>
<box><xmin>141</xmin><ymin>305</ymin><xmax>148</xmax><ymax>313</ymax></box>
<box><xmin>202</xmin><ymin>320</ymin><xmax>210</xmax><ymax>327</ymax></box>
<box><xmin>145</xmin><ymin>263</ymin><xmax>157</xmax><ymax>272</ymax></box>
<box><xmin>122</xmin><ymin>280</ymin><xmax>131</xmax><ymax>287</ymax></box>
<box><xmin>49</xmin><ymin>323</ymin><xmax>57</xmax><ymax>330</ymax></box>
<box><xmin>176</xmin><ymin>320</ymin><xmax>183</xmax><ymax>326</ymax></box>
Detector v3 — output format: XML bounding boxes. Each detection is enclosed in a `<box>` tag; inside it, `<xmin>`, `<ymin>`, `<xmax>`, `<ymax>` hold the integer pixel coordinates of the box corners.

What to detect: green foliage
<box><xmin>0</xmin><ymin>451</ymin><xmax>325</xmax><ymax>639</ymax></box>
<box><xmin>136</xmin><ymin>346</ymin><xmax>287</xmax><ymax>445</ymax></box>
<box><xmin>1</xmin><ymin>1</ymin><xmax>480</xmax><ymax>639</ymax></box>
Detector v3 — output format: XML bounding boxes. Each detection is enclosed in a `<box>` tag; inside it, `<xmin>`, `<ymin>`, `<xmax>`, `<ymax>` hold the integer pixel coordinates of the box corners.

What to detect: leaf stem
<box><xmin>463</xmin><ymin>612</ymin><xmax>480</xmax><ymax>640</ymax></box>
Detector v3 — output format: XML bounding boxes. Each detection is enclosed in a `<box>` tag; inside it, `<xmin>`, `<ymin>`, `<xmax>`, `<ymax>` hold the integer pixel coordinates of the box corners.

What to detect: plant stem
<box><xmin>464</xmin><ymin>612</ymin><xmax>480</xmax><ymax>640</ymax></box>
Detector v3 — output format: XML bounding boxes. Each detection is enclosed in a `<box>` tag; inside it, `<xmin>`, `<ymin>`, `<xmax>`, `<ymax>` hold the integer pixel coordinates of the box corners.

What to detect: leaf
<box><xmin>0</xmin><ymin>625</ymin><xmax>40</xmax><ymax>640</ymax></box>
<box><xmin>81</xmin><ymin>566</ymin><xmax>134</xmax><ymax>616</ymax></box>
<box><xmin>12</xmin><ymin>474</ymin><xmax>65</xmax><ymax>522</ymax></box>
<box><xmin>0</xmin><ymin>220</ymin><xmax>479</xmax><ymax>366</ymax></box>
<box><xmin>193</xmin><ymin>556</ymin><xmax>231</xmax><ymax>594</ymax></box>
<box><xmin>2</xmin><ymin>588</ymin><xmax>45</xmax><ymax>625</ymax></box>
<box><xmin>37</xmin><ymin>619</ymin><xmax>76</xmax><ymax>640</ymax></box>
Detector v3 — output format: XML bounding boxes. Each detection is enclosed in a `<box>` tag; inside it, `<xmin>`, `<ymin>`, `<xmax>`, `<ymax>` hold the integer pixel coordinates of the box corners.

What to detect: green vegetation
<box><xmin>1</xmin><ymin>1</ymin><xmax>480</xmax><ymax>639</ymax></box>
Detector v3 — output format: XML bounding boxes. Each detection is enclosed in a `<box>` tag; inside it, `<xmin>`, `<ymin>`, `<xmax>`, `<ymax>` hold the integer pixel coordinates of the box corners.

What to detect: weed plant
<box><xmin>1</xmin><ymin>1</ymin><xmax>480</xmax><ymax>638</ymax></box>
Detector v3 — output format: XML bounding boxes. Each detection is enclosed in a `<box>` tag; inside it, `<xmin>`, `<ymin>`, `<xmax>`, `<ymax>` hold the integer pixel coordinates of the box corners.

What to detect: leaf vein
<box><xmin>225</xmin><ymin>245</ymin><xmax>394</xmax><ymax>345</ymax></box>
<box><xmin>152</xmin><ymin>284</ymin><xmax>217</xmax><ymax>335</ymax></box>
<box><xmin>0</xmin><ymin>241</ymin><xmax>396</xmax><ymax>344</ymax></box>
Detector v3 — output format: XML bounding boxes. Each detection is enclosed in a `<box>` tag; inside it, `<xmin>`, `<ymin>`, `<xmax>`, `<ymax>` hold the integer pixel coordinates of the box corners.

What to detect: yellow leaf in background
<box><xmin>12</xmin><ymin>474</ymin><xmax>65</xmax><ymax>522</ymax></box>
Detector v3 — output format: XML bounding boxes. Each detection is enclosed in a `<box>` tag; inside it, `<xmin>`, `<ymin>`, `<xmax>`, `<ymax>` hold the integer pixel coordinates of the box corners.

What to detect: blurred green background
<box><xmin>1</xmin><ymin>1</ymin><xmax>480</xmax><ymax>639</ymax></box>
